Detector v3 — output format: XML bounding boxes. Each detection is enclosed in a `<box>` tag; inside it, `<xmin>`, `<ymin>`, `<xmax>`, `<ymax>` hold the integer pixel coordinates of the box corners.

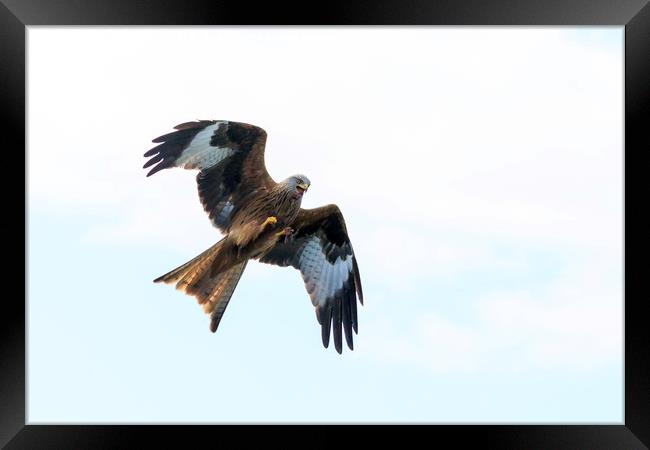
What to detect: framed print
<box><xmin>4</xmin><ymin>0</ymin><xmax>649</xmax><ymax>448</ymax></box>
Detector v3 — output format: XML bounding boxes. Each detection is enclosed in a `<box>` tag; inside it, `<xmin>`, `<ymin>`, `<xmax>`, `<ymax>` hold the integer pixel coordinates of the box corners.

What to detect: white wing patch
<box><xmin>176</xmin><ymin>122</ymin><xmax>234</xmax><ymax>170</ymax></box>
<box><xmin>298</xmin><ymin>237</ymin><xmax>353</xmax><ymax>308</ymax></box>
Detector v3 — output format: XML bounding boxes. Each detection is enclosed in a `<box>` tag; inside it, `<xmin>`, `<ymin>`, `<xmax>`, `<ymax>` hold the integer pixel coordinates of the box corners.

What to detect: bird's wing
<box><xmin>143</xmin><ymin>120</ymin><xmax>275</xmax><ymax>233</ymax></box>
<box><xmin>259</xmin><ymin>205</ymin><xmax>363</xmax><ymax>354</ymax></box>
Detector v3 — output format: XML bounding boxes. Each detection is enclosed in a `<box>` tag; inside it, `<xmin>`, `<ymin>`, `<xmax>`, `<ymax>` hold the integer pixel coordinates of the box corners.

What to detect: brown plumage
<box><xmin>144</xmin><ymin>120</ymin><xmax>363</xmax><ymax>353</ymax></box>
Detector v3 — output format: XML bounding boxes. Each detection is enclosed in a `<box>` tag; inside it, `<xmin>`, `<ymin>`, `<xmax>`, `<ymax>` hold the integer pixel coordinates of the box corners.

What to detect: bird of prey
<box><xmin>143</xmin><ymin>120</ymin><xmax>363</xmax><ymax>353</ymax></box>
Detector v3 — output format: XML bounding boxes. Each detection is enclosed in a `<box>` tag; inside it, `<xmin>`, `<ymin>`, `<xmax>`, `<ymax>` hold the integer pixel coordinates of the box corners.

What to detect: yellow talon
<box><xmin>276</xmin><ymin>227</ymin><xmax>293</xmax><ymax>237</ymax></box>
<box><xmin>263</xmin><ymin>216</ymin><xmax>277</xmax><ymax>227</ymax></box>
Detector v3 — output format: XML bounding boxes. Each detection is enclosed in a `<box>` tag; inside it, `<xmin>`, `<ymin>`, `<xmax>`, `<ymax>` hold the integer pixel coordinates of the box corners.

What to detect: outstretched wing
<box><xmin>143</xmin><ymin>120</ymin><xmax>275</xmax><ymax>233</ymax></box>
<box><xmin>259</xmin><ymin>205</ymin><xmax>364</xmax><ymax>354</ymax></box>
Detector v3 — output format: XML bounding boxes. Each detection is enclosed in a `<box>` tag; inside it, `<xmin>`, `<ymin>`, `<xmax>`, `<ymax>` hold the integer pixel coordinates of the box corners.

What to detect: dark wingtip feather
<box><xmin>151</xmin><ymin>129</ymin><xmax>187</xmax><ymax>143</ymax></box>
<box><xmin>173</xmin><ymin>121</ymin><xmax>197</xmax><ymax>130</ymax></box>
<box><xmin>146</xmin><ymin>162</ymin><xmax>170</xmax><ymax>177</ymax></box>
<box><xmin>353</xmin><ymin>257</ymin><xmax>364</xmax><ymax>305</ymax></box>
<box><xmin>174</xmin><ymin>119</ymin><xmax>217</xmax><ymax>131</ymax></box>
<box><xmin>350</xmin><ymin>274</ymin><xmax>359</xmax><ymax>335</ymax></box>
<box><xmin>342</xmin><ymin>280</ymin><xmax>354</xmax><ymax>351</ymax></box>
<box><xmin>143</xmin><ymin>154</ymin><xmax>163</xmax><ymax>169</ymax></box>
<box><xmin>320</xmin><ymin>304</ymin><xmax>332</xmax><ymax>349</ymax></box>
<box><xmin>332</xmin><ymin>297</ymin><xmax>343</xmax><ymax>354</ymax></box>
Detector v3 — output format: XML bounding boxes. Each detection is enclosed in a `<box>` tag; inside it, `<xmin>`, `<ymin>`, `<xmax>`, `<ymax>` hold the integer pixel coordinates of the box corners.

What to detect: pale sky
<box><xmin>27</xmin><ymin>27</ymin><xmax>623</xmax><ymax>423</ymax></box>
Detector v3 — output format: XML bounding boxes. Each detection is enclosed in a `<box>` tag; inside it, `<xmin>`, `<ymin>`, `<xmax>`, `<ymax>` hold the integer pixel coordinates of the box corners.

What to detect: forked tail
<box><xmin>154</xmin><ymin>238</ymin><xmax>248</xmax><ymax>332</ymax></box>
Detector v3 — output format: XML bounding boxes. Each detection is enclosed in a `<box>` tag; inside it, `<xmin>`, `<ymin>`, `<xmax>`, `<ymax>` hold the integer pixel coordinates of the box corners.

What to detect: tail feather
<box><xmin>153</xmin><ymin>238</ymin><xmax>226</xmax><ymax>286</ymax></box>
<box><xmin>154</xmin><ymin>238</ymin><xmax>248</xmax><ymax>332</ymax></box>
<box><xmin>207</xmin><ymin>261</ymin><xmax>248</xmax><ymax>332</ymax></box>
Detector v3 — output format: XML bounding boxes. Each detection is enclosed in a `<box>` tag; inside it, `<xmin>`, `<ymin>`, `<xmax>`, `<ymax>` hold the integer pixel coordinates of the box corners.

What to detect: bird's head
<box><xmin>285</xmin><ymin>174</ymin><xmax>311</xmax><ymax>199</ymax></box>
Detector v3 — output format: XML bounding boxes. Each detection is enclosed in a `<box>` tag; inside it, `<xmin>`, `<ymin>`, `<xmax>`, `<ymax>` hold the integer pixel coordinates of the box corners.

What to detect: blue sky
<box><xmin>27</xmin><ymin>27</ymin><xmax>623</xmax><ymax>423</ymax></box>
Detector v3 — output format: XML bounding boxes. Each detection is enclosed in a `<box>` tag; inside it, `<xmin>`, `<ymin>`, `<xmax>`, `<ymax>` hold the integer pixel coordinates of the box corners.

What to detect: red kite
<box><xmin>144</xmin><ymin>120</ymin><xmax>363</xmax><ymax>353</ymax></box>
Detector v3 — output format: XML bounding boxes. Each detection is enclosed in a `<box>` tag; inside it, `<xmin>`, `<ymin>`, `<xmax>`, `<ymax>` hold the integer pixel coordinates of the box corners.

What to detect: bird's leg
<box><xmin>262</xmin><ymin>216</ymin><xmax>278</xmax><ymax>228</ymax></box>
<box><xmin>275</xmin><ymin>227</ymin><xmax>294</xmax><ymax>237</ymax></box>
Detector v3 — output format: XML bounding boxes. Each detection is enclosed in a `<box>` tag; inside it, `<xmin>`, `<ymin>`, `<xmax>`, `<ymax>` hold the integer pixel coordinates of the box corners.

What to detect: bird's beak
<box><xmin>297</xmin><ymin>183</ymin><xmax>309</xmax><ymax>191</ymax></box>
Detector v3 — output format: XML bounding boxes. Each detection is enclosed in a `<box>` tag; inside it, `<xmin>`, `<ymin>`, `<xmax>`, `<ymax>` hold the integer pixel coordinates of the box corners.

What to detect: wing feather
<box><xmin>144</xmin><ymin>120</ymin><xmax>275</xmax><ymax>233</ymax></box>
<box><xmin>341</xmin><ymin>275</ymin><xmax>354</xmax><ymax>350</ymax></box>
<box><xmin>259</xmin><ymin>205</ymin><xmax>363</xmax><ymax>354</ymax></box>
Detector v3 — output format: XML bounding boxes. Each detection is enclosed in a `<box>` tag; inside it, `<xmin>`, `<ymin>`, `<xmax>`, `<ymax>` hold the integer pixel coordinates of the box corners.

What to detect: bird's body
<box><xmin>193</xmin><ymin>177</ymin><xmax>306</xmax><ymax>277</ymax></box>
<box><xmin>144</xmin><ymin>120</ymin><xmax>363</xmax><ymax>353</ymax></box>
<box><xmin>227</xmin><ymin>178</ymin><xmax>303</xmax><ymax>250</ymax></box>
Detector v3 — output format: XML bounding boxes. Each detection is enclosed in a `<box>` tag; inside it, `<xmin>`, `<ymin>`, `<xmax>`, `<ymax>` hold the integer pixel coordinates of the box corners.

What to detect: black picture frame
<box><xmin>4</xmin><ymin>1</ymin><xmax>648</xmax><ymax>448</ymax></box>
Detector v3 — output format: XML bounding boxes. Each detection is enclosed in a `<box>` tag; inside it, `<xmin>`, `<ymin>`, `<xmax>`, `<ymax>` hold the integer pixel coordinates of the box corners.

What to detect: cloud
<box><xmin>361</xmin><ymin>259</ymin><xmax>622</xmax><ymax>374</ymax></box>
<box><xmin>28</xmin><ymin>28</ymin><xmax>623</xmax><ymax>376</ymax></box>
<box><xmin>27</xmin><ymin>28</ymin><xmax>622</xmax><ymax>253</ymax></box>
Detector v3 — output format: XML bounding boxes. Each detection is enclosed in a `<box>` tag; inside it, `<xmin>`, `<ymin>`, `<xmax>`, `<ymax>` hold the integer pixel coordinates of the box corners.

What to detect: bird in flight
<box><xmin>144</xmin><ymin>120</ymin><xmax>363</xmax><ymax>353</ymax></box>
